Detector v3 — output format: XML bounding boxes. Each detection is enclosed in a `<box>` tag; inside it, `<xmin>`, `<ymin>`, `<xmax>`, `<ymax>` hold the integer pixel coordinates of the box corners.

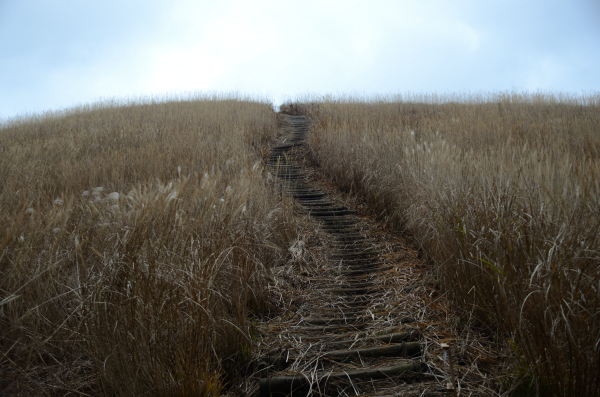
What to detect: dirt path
<box><xmin>245</xmin><ymin>115</ymin><xmax>503</xmax><ymax>396</ymax></box>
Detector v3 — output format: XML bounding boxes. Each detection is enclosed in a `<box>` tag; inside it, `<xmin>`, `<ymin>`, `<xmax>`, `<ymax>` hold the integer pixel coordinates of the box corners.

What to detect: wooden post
<box><xmin>441</xmin><ymin>343</ymin><xmax>457</xmax><ymax>396</ymax></box>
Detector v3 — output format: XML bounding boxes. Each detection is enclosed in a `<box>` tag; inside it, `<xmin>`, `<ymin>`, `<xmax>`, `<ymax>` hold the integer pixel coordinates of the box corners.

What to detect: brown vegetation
<box><xmin>286</xmin><ymin>92</ymin><xmax>600</xmax><ymax>396</ymax></box>
<box><xmin>0</xmin><ymin>97</ymin><xmax>297</xmax><ymax>395</ymax></box>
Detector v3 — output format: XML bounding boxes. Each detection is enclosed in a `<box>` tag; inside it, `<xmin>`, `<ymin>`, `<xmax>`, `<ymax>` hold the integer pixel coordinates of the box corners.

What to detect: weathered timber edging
<box><xmin>259</xmin><ymin>362</ymin><xmax>427</xmax><ymax>396</ymax></box>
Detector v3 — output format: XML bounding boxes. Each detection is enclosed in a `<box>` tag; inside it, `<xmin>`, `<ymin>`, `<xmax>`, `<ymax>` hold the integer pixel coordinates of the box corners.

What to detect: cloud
<box><xmin>1</xmin><ymin>0</ymin><xmax>599</xmax><ymax>119</ymax></box>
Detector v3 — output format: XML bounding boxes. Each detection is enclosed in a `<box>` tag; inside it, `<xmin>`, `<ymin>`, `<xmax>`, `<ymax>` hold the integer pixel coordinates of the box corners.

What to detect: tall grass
<box><xmin>290</xmin><ymin>92</ymin><xmax>600</xmax><ymax>396</ymax></box>
<box><xmin>0</xmin><ymin>97</ymin><xmax>297</xmax><ymax>395</ymax></box>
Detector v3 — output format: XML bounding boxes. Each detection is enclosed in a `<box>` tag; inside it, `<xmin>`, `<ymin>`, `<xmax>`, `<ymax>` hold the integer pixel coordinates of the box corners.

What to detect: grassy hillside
<box><xmin>288</xmin><ymin>92</ymin><xmax>600</xmax><ymax>396</ymax></box>
<box><xmin>0</xmin><ymin>98</ymin><xmax>297</xmax><ymax>395</ymax></box>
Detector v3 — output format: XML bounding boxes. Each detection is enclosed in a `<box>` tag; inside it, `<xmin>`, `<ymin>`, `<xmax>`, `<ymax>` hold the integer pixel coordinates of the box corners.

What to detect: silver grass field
<box><xmin>2</xmin><ymin>92</ymin><xmax>599</xmax><ymax>396</ymax></box>
<box><xmin>291</xmin><ymin>92</ymin><xmax>600</xmax><ymax>396</ymax></box>
<box><xmin>0</xmin><ymin>97</ymin><xmax>297</xmax><ymax>395</ymax></box>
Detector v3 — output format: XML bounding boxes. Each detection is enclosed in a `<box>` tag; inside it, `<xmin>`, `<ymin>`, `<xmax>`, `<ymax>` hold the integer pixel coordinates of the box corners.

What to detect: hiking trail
<box><xmin>244</xmin><ymin>115</ymin><xmax>501</xmax><ymax>397</ymax></box>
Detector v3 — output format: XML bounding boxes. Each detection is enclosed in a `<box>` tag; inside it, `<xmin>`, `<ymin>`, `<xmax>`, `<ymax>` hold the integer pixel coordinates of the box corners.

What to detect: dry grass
<box><xmin>0</xmin><ymin>96</ymin><xmax>297</xmax><ymax>395</ymax></box>
<box><xmin>285</xmin><ymin>92</ymin><xmax>600</xmax><ymax>396</ymax></box>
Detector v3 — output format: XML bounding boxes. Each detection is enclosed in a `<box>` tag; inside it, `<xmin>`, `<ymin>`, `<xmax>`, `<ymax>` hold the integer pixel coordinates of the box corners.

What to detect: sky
<box><xmin>1</xmin><ymin>0</ymin><xmax>599</xmax><ymax>120</ymax></box>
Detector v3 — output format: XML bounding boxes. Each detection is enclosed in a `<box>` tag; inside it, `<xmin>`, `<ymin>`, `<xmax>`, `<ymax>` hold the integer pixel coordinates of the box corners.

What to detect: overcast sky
<box><xmin>1</xmin><ymin>0</ymin><xmax>599</xmax><ymax>120</ymax></box>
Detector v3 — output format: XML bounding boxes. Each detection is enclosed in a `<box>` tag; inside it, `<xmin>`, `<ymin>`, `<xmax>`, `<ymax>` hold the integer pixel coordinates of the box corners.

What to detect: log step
<box><xmin>259</xmin><ymin>361</ymin><xmax>427</xmax><ymax>396</ymax></box>
<box><xmin>302</xmin><ymin>316</ymin><xmax>367</xmax><ymax>325</ymax></box>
